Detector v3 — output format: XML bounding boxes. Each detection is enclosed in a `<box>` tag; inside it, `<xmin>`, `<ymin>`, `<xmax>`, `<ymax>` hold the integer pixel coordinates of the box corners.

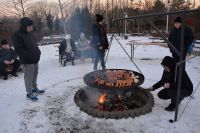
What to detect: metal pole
<box><xmin>174</xmin><ymin>13</ymin><xmax>185</xmax><ymax>122</ymax></box>
<box><xmin>166</xmin><ymin>0</ymin><xmax>170</xmax><ymax>34</ymax></box>
<box><xmin>125</xmin><ymin>13</ymin><xmax>128</xmax><ymax>35</ymax></box>
<box><xmin>113</xmin><ymin>35</ymin><xmax>143</xmax><ymax>74</ymax></box>
<box><xmin>113</xmin><ymin>9</ymin><xmax>200</xmax><ymax>24</ymax></box>
<box><xmin>145</xmin><ymin>18</ymin><xmax>180</xmax><ymax>57</ymax></box>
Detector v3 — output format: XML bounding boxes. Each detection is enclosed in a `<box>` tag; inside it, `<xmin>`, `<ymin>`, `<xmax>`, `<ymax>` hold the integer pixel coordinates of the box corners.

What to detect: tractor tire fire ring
<box><xmin>74</xmin><ymin>87</ymin><xmax>154</xmax><ymax>119</ymax></box>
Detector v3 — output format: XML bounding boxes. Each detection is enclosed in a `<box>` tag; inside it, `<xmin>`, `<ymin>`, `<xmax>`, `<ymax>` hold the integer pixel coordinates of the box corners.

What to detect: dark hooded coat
<box><xmin>168</xmin><ymin>26</ymin><xmax>194</xmax><ymax>61</ymax></box>
<box><xmin>12</xmin><ymin>17</ymin><xmax>41</xmax><ymax>64</ymax></box>
<box><xmin>152</xmin><ymin>56</ymin><xmax>193</xmax><ymax>98</ymax></box>
<box><xmin>0</xmin><ymin>48</ymin><xmax>17</xmax><ymax>63</ymax></box>
<box><xmin>91</xmin><ymin>22</ymin><xmax>109</xmax><ymax>52</ymax></box>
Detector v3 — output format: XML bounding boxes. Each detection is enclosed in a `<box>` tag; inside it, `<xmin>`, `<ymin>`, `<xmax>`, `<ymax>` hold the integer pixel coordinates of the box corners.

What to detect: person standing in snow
<box><xmin>91</xmin><ymin>14</ymin><xmax>109</xmax><ymax>71</ymax></box>
<box><xmin>147</xmin><ymin>56</ymin><xmax>193</xmax><ymax>111</ymax></box>
<box><xmin>12</xmin><ymin>17</ymin><xmax>45</xmax><ymax>101</ymax></box>
<box><xmin>168</xmin><ymin>16</ymin><xmax>194</xmax><ymax>68</ymax></box>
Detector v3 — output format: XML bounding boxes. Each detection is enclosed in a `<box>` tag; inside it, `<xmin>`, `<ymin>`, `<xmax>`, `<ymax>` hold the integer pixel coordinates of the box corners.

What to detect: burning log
<box><xmin>97</xmin><ymin>93</ymin><xmax>130</xmax><ymax>111</ymax></box>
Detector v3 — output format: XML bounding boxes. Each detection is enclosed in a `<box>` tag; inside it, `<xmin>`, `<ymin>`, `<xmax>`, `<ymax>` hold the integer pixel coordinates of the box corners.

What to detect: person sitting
<box><xmin>59</xmin><ymin>35</ymin><xmax>76</xmax><ymax>66</ymax></box>
<box><xmin>147</xmin><ymin>56</ymin><xmax>193</xmax><ymax>111</ymax></box>
<box><xmin>0</xmin><ymin>40</ymin><xmax>21</xmax><ymax>80</ymax></box>
<box><xmin>77</xmin><ymin>33</ymin><xmax>94</xmax><ymax>63</ymax></box>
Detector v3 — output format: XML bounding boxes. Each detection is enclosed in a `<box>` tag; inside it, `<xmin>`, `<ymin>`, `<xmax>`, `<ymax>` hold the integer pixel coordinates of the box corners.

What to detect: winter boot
<box><xmin>32</xmin><ymin>88</ymin><xmax>45</xmax><ymax>95</ymax></box>
<box><xmin>71</xmin><ymin>58</ymin><xmax>75</xmax><ymax>66</ymax></box>
<box><xmin>12</xmin><ymin>73</ymin><xmax>18</xmax><ymax>77</ymax></box>
<box><xmin>102</xmin><ymin>66</ymin><xmax>106</xmax><ymax>70</ymax></box>
<box><xmin>63</xmin><ymin>60</ymin><xmax>66</xmax><ymax>67</ymax></box>
<box><xmin>26</xmin><ymin>92</ymin><xmax>38</xmax><ymax>101</ymax></box>
<box><xmin>165</xmin><ymin>103</ymin><xmax>176</xmax><ymax>111</ymax></box>
<box><xmin>3</xmin><ymin>75</ymin><xmax>8</xmax><ymax>80</ymax></box>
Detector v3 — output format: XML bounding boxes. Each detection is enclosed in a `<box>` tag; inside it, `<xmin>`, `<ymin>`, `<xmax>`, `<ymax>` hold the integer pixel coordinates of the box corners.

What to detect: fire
<box><xmin>98</xmin><ymin>93</ymin><xmax>106</xmax><ymax>104</ymax></box>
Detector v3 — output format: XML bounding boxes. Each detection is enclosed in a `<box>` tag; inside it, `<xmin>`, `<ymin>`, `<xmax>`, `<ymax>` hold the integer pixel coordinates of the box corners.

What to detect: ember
<box><xmin>96</xmin><ymin>93</ymin><xmax>141</xmax><ymax>111</ymax></box>
<box><xmin>98</xmin><ymin>93</ymin><xmax>106</xmax><ymax>104</ymax></box>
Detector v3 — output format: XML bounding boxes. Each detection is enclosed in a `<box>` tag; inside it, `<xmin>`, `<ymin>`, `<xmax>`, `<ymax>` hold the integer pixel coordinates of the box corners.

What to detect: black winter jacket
<box><xmin>91</xmin><ymin>23</ymin><xmax>109</xmax><ymax>51</ymax></box>
<box><xmin>152</xmin><ymin>56</ymin><xmax>193</xmax><ymax>96</ymax></box>
<box><xmin>12</xmin><ymin>29</ymin><xmax>41</xmax><ymax>64</ymax></box>
<box><xmin>0</xmin><ymin>48</ymin><xmax>17</xmax><ymax>63</ymax></box>
<box><xmin>168</xmin><ymin>26</ymin><xmax>194</xmax><ymax>58</ymax></box>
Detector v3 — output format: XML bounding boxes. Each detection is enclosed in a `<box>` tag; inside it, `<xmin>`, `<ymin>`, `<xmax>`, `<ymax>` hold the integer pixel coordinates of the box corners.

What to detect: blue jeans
<box><xmin>93</xmin><ymin>50</ymin><xmax>105</xmax><ymax>70</ymax></box>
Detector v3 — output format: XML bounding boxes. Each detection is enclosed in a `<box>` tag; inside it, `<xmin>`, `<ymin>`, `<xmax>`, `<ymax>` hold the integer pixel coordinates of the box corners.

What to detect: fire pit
<box><xmin>74</xmin><ymin>69</ymin><xmax>154</xmax><ymax>119</ymax></box>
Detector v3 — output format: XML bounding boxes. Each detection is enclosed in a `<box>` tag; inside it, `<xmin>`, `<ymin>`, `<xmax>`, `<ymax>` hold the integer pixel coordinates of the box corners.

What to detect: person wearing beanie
<box><xmin>0</xmin><ymin>40</ymin><xmax>21</xmax><ymax>80</ymax></box>
<box><xmin>174</xmin><ymin>16</ymin><xmax>182</xmax><ymax>23</ymax></box>
<box><xmin>168</xmin><ymin>16</ymin><xmax>194</xmax><ymax>68</ymax></box>
<box><xmin>12</xmin><ymin>17</ymin><xmax>44</xmax><ymax>101</ymax></box>
<box><xmin>91</xmin><ymin>14</ymin><xmax>109</xmax><ymax>70</ymax></box>
<box><xmin>147</xmin><ymin>56</ymin><xmax>193</xmax><ymax>111</ymax></box>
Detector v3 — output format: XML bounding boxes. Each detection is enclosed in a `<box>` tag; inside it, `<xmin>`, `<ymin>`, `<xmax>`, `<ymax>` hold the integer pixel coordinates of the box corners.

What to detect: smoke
<box><xmin>83</xmin><ymin>87</ymin><xmax>102</xmax><ymax>106</ymax></box>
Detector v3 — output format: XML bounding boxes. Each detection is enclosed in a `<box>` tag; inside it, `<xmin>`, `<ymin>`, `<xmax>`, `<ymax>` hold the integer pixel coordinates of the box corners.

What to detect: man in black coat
<box><xmin>168</xmin><ymin>17</ymin><xmax>194</xmax><ymax>65</ymax></box>
<box><xmin>148</xmin><ymin>56</ymin><xmax>193</xmax><ymax>111</ymax></box>
<box><xmin>12</xmin><ymin>17</ymin><xmax>44</xmax><ymax>101</ymax></box>
<box><xmin>0</xmin><ymin>40</ymin><xmax>21</xmax><ymax>80</ymax></box>
<box><xmin>91</xmin><ymin>14</ymin><xmax>109</xmax><ymax>70</ymax></box>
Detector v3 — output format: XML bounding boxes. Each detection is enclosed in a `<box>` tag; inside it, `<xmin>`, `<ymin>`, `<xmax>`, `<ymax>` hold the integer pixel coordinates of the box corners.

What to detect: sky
<box><xmin>46</xmin><ymin>0</ymin><xmax>200</xmax><ymax>7</ymax></box>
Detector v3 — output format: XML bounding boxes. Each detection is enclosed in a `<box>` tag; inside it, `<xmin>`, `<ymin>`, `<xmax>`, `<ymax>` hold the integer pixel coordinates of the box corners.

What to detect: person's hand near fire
<box><xmin>164</xmin><ymin>83</ymin><xmax>170</xmax><ymax>89</ymax></box>
<box><xmin>146</xmin><ymin>82</ymin><xmax>170</xmax><ymax>91</ymax></box>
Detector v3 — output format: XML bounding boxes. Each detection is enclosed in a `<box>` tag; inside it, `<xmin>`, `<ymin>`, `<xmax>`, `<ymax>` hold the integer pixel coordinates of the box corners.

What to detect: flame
<box><xmin>98</xmin><ymin>93</ymin><xmax>106</xmax><ymax>104</ymax></box>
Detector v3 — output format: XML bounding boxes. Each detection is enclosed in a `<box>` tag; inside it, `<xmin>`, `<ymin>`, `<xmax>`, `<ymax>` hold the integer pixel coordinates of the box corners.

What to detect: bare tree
<box><xmin>28</xmin><ymin>1</ymin><xmax>48</xmax><ymax>21</ymax></box>
<box><xmin>48</xmin><ymin>2</ymin><xmax>60</xmax><ymax>17</ymax></box>
<box><xmin>1</xmin><ymin>0</ymin><xmax>32</xmax><ymax>17</ymax></box>
<box><xmin>171</xmin><ymin>0</ymin><xmax>195</xmax><ymax>10</ymax></box>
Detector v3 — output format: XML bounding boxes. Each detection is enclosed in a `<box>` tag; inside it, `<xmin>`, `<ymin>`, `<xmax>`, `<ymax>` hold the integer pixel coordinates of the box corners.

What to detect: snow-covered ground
<box><xmin>0</xmin><ymin>36</ymin><xmax>200</xmax><ymax>133</ymax></box>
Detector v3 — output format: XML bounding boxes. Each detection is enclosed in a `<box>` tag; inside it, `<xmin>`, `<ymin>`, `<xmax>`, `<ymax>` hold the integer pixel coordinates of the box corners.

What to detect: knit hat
<box><xmin>96</xmin><ymin>14</ymin><xmax>104</xmax><ymax>22</ymax></box>
<box><xmin>161</xmin><ymin>56</ymin><xmax>176</xmax><ymax>71</ymax></box>
<box><xmin>174</xmin><ymin>17</ymin><xmax>182</xmax><ymax>23</ymax></box>
<box><xmin>20</xmin><ymin>17</ymin><xmax>33</xmax><ymax>27</ymax></box>
<box><xmin>1</xmin><ymin>40</ymin><xmax>8</xmax><ymax>45</ymax></box>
